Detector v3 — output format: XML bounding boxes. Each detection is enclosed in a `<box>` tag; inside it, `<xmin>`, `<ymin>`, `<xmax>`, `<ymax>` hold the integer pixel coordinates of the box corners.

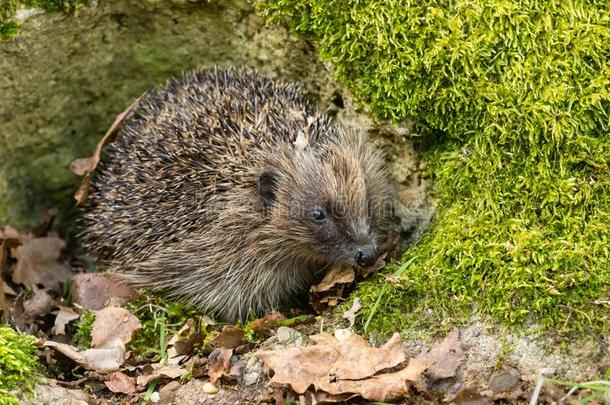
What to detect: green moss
<box><xmin>73</xmin><ymin>310</ymin><xmax>95</xmax><ymax>348</ymax></box>
<box><xmin>257</xmin><ymin>0</ymin><xmax>610</xmax><ymax>335</ymax></box>
<box><xmin>0</xmin><ymin>0</ymin><xmax>87</xmax><ymax>39</ymax></box>
<box><xmin>0</xmin><ymin>325</ymin><xmax>38</xmax><ymax>404</ymax></box>
<box><xmin>122</xmin><ymin>293</ymin><xmax>203</xmax><ymax>362</ymax></box>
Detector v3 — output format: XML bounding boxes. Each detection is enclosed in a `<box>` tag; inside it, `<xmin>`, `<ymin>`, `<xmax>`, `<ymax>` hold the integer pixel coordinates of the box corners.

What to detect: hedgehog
<box><xmin>79</xmin><ymin>68</ymin><xmax>395</xmax><ymax>321</ymax></box>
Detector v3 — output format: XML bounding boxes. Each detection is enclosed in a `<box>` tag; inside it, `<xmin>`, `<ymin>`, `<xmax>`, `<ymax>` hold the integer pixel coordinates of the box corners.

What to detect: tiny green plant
<box><xmin>74</xmin><ymin>310</ymin><xmax>95</xmax><ymax>348</ymax></box>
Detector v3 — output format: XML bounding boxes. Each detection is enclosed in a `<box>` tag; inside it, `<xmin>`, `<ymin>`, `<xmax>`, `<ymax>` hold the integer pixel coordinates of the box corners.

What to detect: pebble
<box><xmin>334</xmin><ymin>328</ymin><xmax>353</xmax><ymax>342</ymax></box>
<box><xmin>489</xmin><ymin>367</ymin><xmax>521</xmax><ymax>394</ymax></box>
<box><xmin>202</xmin><ymin>382</ymin><xmax>218</xmax><ymax>394</ymax></box>
<box><xmin>149</xmin><ymin>392</ymin><xmax>160</xmax><ymax>403</ymax></box>
<box><xmin>276</xmin><ymin>326</ymin><xmax>302</xmax><ymax>346</ymax></box>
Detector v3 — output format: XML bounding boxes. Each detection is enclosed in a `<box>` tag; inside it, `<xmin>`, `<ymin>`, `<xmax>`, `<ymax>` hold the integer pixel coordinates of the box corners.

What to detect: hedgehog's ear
<box><xmin>258</xmin><ymin>169</ymin><xmax>278</xmax><ymax>208</ymax></box>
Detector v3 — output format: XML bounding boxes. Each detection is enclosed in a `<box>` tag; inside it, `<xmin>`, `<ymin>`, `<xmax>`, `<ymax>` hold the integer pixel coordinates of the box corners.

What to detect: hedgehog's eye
<box><xmin>311</xmin><ymin>208</ymin><xmax>326</xmax><ymax>221</ymax></box>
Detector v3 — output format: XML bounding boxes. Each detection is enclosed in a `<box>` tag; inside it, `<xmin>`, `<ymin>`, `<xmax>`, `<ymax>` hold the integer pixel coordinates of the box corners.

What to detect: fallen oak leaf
<box><xmin>53</xmin><ymin>306</ymin><xmax>80</xmax><ymax>335</ymax></box>
<box><xmin>72</xmin><ymin>273</ymin><xmax>137</xmax><ymax>311</ymax></box>
<box><xmin>104</xmin><ymin>371</ymin><xmax>136</xmax><ymax>394</ymax></box>
<box><xmin>12</xmin><ymin>236</ymin><xmax>72</xmax><ymax>292</ymax></box>
<box><xmin>317</xmin><ymin>355</ymin><xmax>428</xmax><ymax>402</ymax></box>
<box><xmin>136</xmin><ymin>363</ymin><xmax>186</xmax><ymax>387</ymax></box>
<box><xmin>44</xmin><ymin>338</ymin><xmax>126</xmax><ymax>373</ymax></box>
<box><xmin>416</xmin><ymin>328</ymin><xmax>464</xmax><ymax>382</ymax></box>
<box><xmin>248</xmin><ymin>312</ymin><xmax>286</xmax><ymax>337</ymax></box>
<box><xmin>208</xmin><ymin>347</ymin><xmax>233</xmax><ymax>385</ymax></box>
<box><xmin>91</xmin><ymin>306</ymin><xmax>141</xmax><ymax>348</ymax></box>
<box><xmin>71</xmin><ymin>96</ymin><xmax>141</xmax><ymax>205</ymax></box>
<box><xmin>310</xmin><ymin>266</ymin><xmax>355</xmax><ymax>293</ymax></box>
<box><xmin>23</xmin><ymin>287</ymin><xmax>54</xmax><ymax>319</ymax></box>
<box><xmin>257</xmin><ymin>332</ymin><xmax>405</xmax><ymax>395</ymax></box>
<box><xmin>166</xmin><ymin>318</ymin><xmax>205</xmax><ymax>358</ymax></box>
<box><xmin>207</xmin><ymin>325</ymin><xmax>245</xmax><ymax>350</ymax></box>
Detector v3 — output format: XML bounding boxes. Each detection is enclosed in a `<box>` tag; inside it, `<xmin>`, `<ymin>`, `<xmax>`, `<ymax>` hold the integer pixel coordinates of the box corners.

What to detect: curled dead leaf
<box><xmin>207</xmin><ymin>325</ymin><xmax>245</xmax><ymax>350</ymax></box>
<box><xmin>53</xmin><ymin>306</ymin><xmax>80</xmax><ymax>335</ymax></box>
<box><xmin>23</xmin><ymin>287</ymin><xmax>54</xmax><ymax>319</ymax></box>
<box><xmin>104</xmin><ymin>371</ymin><xmax>136</xmax><ymax>394</ymax></box>
<box><xmin>12</xmin><ymin>236</ymin><xmax>72</xmax><ymax>292</ymax></box>
<box><xmin>248</xmin><ymin>312</ymin><xmax>286</xmax><ymax>337</ymax></box>
<box><xmin>91</xmin><ymin>306</ymin><xmax>141</xmax><ymax>348</ymax></box>
<box><xmin>136</xmin><ymin>363</ymin><xmax>186</xmax><ymax>387</ymax></box>
<box><xmin>310</xmin><ymin>266</ymin><xmax>355</xmax><ymax>293</ymax></box>
<box><xmin>44</xmin><ymin>338</ymin><xmax>126</xmax><ymax>373</ymax></box>
<box><xmin>72</xmin><ymin>273</ymin><xmax>137</xmax><ymax>311</ymax></box>
<box><xmin>71</xmin><ymin>97</ymin><xmax>141</xmax><ymax>205</ymax></box>
<box><xmin>208</xmin><ymin>348</ymin><xmax>233</xmax><ymax>385</ymax></box>
<box><xmin>166</xmin><ymin>318</ymin><xmax>205</xmax><ymax>358</ymax></box>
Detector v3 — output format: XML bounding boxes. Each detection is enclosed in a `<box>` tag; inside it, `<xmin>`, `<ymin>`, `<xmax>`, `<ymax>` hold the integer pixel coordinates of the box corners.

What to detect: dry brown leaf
<box><xmin>71</xmin><ymin>97</ymin><xmax>141</xmax><ymax>205</ymax></box>
<box><xmin>23</xmin><ymin>287</ymin><xmax>54</xmax><ymax>319</ymax></box>
<box><xmin>44</xmin><ymin>338</ymin><xmax>126</xmax><ymax>373</ymax></box>
<box><xmin>104</xmin><ymin>371</ymin><xmax>136</xmax><ymax>394</ymax></box>
<box><xmin>166</xmin><ymin>318</ymin><xmax>205</xmax><ymax>358</ymax></box>
<box><xmin>72</xmin><ymin>273</ymin><xmax>137</xmax><ymax>310</ymax></box>
<box><xmin>208</xmin><ymin>347</ymin><xmax>233</xmax><ymax>385</ymax></box>
<box><xmin>300</xmin><ymin>390</ymin><xmax>356</xmax><ymax>404</ymax></box>
<box><xmin>257</xmin><ymin>332</ymin><xmax>406</xmax><ymax>396</ymax></box>
<box><xmin>53</xmin><ymin>306</ymin><xmax>80</xmax><ymax>335</ymax></box>
<box><xmin>249</xmin><ymin>312</ymin><xmax>286</xmax><ymax>337</ymax></box>
<box><xmin>91</xmin><ymin>306</ymin><xmax>141</xmax><ymax>348</ymax></box>
<box><xmin>341</xmin><ymin>297</ymin><xmax>360</xmax><ymax>327</ymax></box>
<box><xmin>1</xmin><ymin>280</ymin><xmax>16</xmax><ymax>295</ymax></box>
<box><xmin>310</xmin><ymin>266</ymin><xmax>355</xmax><ymax>293</ymax></box>
<box><xmin>136</xmin><ymin>363</ymin><xmax>186</xmax><ymax>387</ymax></box>
<box><xmin>12</xmin><ymin>236</ymin><xmax>72</xmax><ymax>291</ymax></box>
<box><xmin>207</xmin><ymin>325</ymin><xmax>245</xmax><ymax>349</ymax></box>
<box><xmin>359</xmin><ymin>255</ymin><xmax>387</xmax><ymax>278</ymax></box>
<box><xmin>416</xmin><ymin>328</ymin><xmax>464</xmax><ymax>382</ymax></box>
<box><xmin>320</xmin><ymin>356</ymin><xmax>427</xmax><ymax>401</ymax></box>
<box><xmin>257</xmin><ymin>329</ymin><xmax>464</xmax><ymax>402</ymax></box>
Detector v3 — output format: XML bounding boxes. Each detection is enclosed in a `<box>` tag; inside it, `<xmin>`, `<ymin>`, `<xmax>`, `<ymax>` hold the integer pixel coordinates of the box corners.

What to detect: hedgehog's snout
<box><xmin>355</xmin><ymin>245</ymin><xmax>376</xmax><ymax>267</ymax></box>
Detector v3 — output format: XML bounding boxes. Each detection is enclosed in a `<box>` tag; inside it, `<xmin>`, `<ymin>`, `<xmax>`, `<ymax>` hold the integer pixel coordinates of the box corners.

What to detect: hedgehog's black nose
<box><xmin>355</xmin><ymin>245</ymin><xmax>376</xmax><ymax>267</ymax></box>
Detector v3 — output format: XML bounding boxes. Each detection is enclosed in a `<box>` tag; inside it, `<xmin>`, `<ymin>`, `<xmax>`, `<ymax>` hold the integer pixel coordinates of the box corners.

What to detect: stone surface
<box><xmin>275</xmin><ymin>326</ymin><xmax>302</xmax><ymax>347</ymax></box>
<box><xmin>489</xmin><ymin>368</ymin><xmax>521</xmax><ymax>394</ymax></box>
<box><xmin>0</xmin><ymin>0</ymin><xmax>340</xmax><ymax>228</ymax></box>
<box><xmin>22</xmin><ymin>383</ymin><xmax>90</xmax><ymax>405</ymax></box>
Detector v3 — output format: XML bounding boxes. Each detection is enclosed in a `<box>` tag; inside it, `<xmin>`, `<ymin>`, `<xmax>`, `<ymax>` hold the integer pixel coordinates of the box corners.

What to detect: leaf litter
<box><xmin>1</xmin><ymin>208</ymin><xmax>469</xmax><ymax>404</ymax></box>
<box><xmin>0</xmin><ymin>119</ymin><xmax>569</xmax><ymax>404</ymax></box>
<box><xmin>257</xmin><ymin>329</ymin><xmax>465</xmax><ymax>402</ymax></box>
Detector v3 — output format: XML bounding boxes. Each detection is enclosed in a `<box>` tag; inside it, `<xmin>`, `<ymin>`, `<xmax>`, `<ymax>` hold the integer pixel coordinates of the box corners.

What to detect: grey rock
<box><xmin>489</xmin><ymin>367</ymin><xmax>521</xmax><ymax>394</ymax></box>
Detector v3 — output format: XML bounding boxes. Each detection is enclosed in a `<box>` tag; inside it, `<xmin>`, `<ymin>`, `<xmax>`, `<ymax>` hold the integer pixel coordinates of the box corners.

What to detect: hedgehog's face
<box><xmin>258</xmin><ymin>130</ymin><xmax>392</xmax><ymax>269</ymax></box>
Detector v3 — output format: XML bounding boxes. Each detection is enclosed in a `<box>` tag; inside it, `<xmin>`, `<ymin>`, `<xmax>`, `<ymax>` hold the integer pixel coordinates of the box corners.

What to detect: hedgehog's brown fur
<box><xmin>80</xmin><ymin>68</ymin><xmax>394</xmax><ymax>321</ymax></box>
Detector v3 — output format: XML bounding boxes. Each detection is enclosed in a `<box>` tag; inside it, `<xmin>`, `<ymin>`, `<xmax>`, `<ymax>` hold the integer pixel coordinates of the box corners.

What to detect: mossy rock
<box><xmin>0</xmin><ymin>0</ymin><xmax>334</xmax><ymax>229</ymax></box>
<box><xmin>257</xmin><ymin>0</ymin><xmax>610</xmax><ymax>335</ymax></box>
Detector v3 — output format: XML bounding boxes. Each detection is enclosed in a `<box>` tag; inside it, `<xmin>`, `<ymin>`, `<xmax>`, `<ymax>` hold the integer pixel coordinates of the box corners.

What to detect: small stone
<box><xmin>149</xmin><ymin>392</ymin><xmax>160</xmax><ymax>403</ymax></box>
<box><xmin>243</xmin><ymin>372</ymin><xmax>260</xmax><ymax>386</ymax></box>
<box><xmin>540</xmin><ymin>367</ymin><xmax>555</xmax><ymax>377</ymax></box>
<box><xmin>276</xmin><ymin>326</ymin><xmax>302</xmax><ymax>346</ymax></box>
<box><xmin>334</xmin><ymin>328</ymin><xmax>353</xmax><ymax>342</ymax></box>
<box><xmin>202</xmin><ymin>382</ymin><xmax>218</xmax><ymax>394</ymax></box>
<box><xmin>489</xmin><ymin>367</ymin><xmax>521</xmax><ymax>394</ymax></box>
